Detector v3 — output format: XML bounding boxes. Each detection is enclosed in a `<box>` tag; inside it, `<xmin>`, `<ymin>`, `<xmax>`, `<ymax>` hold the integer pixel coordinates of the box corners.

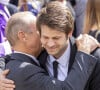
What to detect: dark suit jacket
<box><xmin>6</xmin><ymin>52</ymin><xmax>97</xmax><ymax>90</ymax></box>
<box><xmin>38</xmin><ymin>37</ymin><xmax>100</xmax><ymax>90</ymax></box>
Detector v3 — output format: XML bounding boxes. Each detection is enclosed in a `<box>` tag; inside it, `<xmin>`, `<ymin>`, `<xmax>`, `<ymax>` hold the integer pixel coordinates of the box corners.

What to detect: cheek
<box><xmin>29</xmin><ymin>37</ymin><xmax>39</xmax><ymax>47</ymax></box>
<box><xmin>40</xmin><ymin>38</ymin><xmax>46</xmax><ymax>46</ymax></box>
<box><xmin>33</xmin><ymin>33</ymin><xmax>40</xmax><ymax>41</ymax></box>
<box><xmin>57</xmin><ymin>39</ymin><xmax>68</xmax><ymax>48</ymax></box>
<box><xmin>29</xmin><ymin>40</ymin><xmax>40</xmax><ymax>50</ymax></box>
<box><xmin>34</xmin><ymin>38</ymin><xmax>40</xmax><ymax>46</ymax></box>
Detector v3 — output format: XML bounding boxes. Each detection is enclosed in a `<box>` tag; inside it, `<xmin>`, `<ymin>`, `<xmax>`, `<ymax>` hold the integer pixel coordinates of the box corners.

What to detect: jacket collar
<box><xmin>68</xmin><ymin>37</ymin><xmax>77</xmax><ymax>72</ymax></box>
<box><xmin>37</xmin><ymin>49</ymin><xmax>48</xmax><ymax>72</ymax></box>
<box><xmin>10</xmin><ymin>53</ymin><xmax>39</xmax><ymax>66</ymax></box>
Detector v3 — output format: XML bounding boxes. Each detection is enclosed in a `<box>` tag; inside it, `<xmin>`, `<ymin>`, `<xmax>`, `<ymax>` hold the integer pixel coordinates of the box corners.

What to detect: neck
<box><xmin>13</xmin><ymin>46</ymin><xmax>37</xmax><ymax>58</ymax></box>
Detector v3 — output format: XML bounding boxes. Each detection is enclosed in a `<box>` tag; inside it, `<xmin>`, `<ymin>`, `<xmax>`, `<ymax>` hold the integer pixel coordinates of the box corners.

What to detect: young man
<box><xmin>0</xmin><ymin>1</ymin><xmax>100</xmax><ymax>90</ymax></box>
<box><xmin>36</xmin><ymin>1</ymin><xmax>100</xmax><ymax>90</ymax></box>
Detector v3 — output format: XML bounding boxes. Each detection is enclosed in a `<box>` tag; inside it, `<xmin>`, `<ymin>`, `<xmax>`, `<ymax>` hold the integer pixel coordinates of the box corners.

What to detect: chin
<box><xmin>48</xmin><ymin>51</ymin><xmax>57</xmax><ymax>56</ymax></box>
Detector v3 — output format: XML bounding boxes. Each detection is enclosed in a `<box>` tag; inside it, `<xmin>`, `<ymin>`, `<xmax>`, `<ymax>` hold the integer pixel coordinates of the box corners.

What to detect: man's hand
<box><xmin>76</xmin><ymin>34</ymin><xmax>100</xmax><ymax>54</ymax></box>
<box><xmin>0</xmin><ymin>69</ymin><xmax>15</xmax><ymax>90</ymax></box>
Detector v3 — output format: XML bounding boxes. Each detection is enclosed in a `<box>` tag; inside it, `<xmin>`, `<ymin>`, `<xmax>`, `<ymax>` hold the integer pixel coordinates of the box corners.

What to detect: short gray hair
<box><xmin>6</xmin><ymin>11</ymin><xmax>36</xmax><ymax>46</ymax></box>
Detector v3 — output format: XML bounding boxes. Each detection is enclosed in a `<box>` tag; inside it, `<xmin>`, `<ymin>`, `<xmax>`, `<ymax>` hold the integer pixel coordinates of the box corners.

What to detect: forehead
<box><xmin>41</xmin><ymin>25</ymin><xmax>65</xmax><ymax>37</ymax></box>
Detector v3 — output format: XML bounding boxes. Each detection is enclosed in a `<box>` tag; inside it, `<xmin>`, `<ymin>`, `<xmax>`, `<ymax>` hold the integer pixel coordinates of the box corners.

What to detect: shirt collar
<box><xmin>14</xmin><ymin>51</ymin><xmax>40</xmax><ymax>65</ymax></box>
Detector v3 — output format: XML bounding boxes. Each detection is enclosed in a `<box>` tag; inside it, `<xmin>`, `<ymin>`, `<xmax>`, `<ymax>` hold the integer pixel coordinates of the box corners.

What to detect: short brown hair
<box><xmin>36</xmin><ymin>1</ymin><xmax>74</xmax><ymax>35</ymax></box>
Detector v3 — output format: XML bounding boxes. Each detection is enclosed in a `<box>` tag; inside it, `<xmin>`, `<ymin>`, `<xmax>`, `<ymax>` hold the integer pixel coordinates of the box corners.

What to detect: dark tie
<box><xmin>53</xmin><ymin>61</ymin><xmax>58</xmax><ymax>78</ymax></box>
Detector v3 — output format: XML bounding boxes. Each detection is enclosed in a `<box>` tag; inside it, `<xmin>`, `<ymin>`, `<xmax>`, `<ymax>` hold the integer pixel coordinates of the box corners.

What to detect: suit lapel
<box><xmin>38</xmin><ymin>49</ymin><xmax>49</xmax><ymax>73</ymax></box>
<box><xmin>68</xmin><ymin>37</ymin><xmax>77</xmax><ymax>73</ymax></box>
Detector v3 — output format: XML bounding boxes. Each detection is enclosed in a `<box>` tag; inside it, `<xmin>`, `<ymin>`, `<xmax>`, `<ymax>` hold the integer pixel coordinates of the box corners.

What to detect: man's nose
<box><xmin>47</xmin><ymin>39</ymin><xmax>55</xmax><ymax>47</ymax></box>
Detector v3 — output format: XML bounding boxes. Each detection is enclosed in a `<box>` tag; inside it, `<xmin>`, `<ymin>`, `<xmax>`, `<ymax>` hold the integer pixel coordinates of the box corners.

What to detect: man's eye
<box><xmin>43</xmin><ymin>36</ymin><xmax>48</xmax><ymax>39</ymax></box>
<box><xmin>53</xmin><ymin>37</ymin><xmax>59</xmax><ymax>40</ymax></box>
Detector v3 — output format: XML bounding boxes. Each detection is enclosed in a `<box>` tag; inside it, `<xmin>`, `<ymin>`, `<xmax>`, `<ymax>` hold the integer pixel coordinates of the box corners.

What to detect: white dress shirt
<box><xmin>46</xmin><ymin>42</ymin><xmax>71</xmax><ymax>81</ymax></box>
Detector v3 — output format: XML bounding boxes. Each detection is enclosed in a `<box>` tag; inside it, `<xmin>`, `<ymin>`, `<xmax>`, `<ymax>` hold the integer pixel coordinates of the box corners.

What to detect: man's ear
<box><xmin>18</xmin><ymin>31</ymin><xmax>26</xmax><ymax>41</ymax></box>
